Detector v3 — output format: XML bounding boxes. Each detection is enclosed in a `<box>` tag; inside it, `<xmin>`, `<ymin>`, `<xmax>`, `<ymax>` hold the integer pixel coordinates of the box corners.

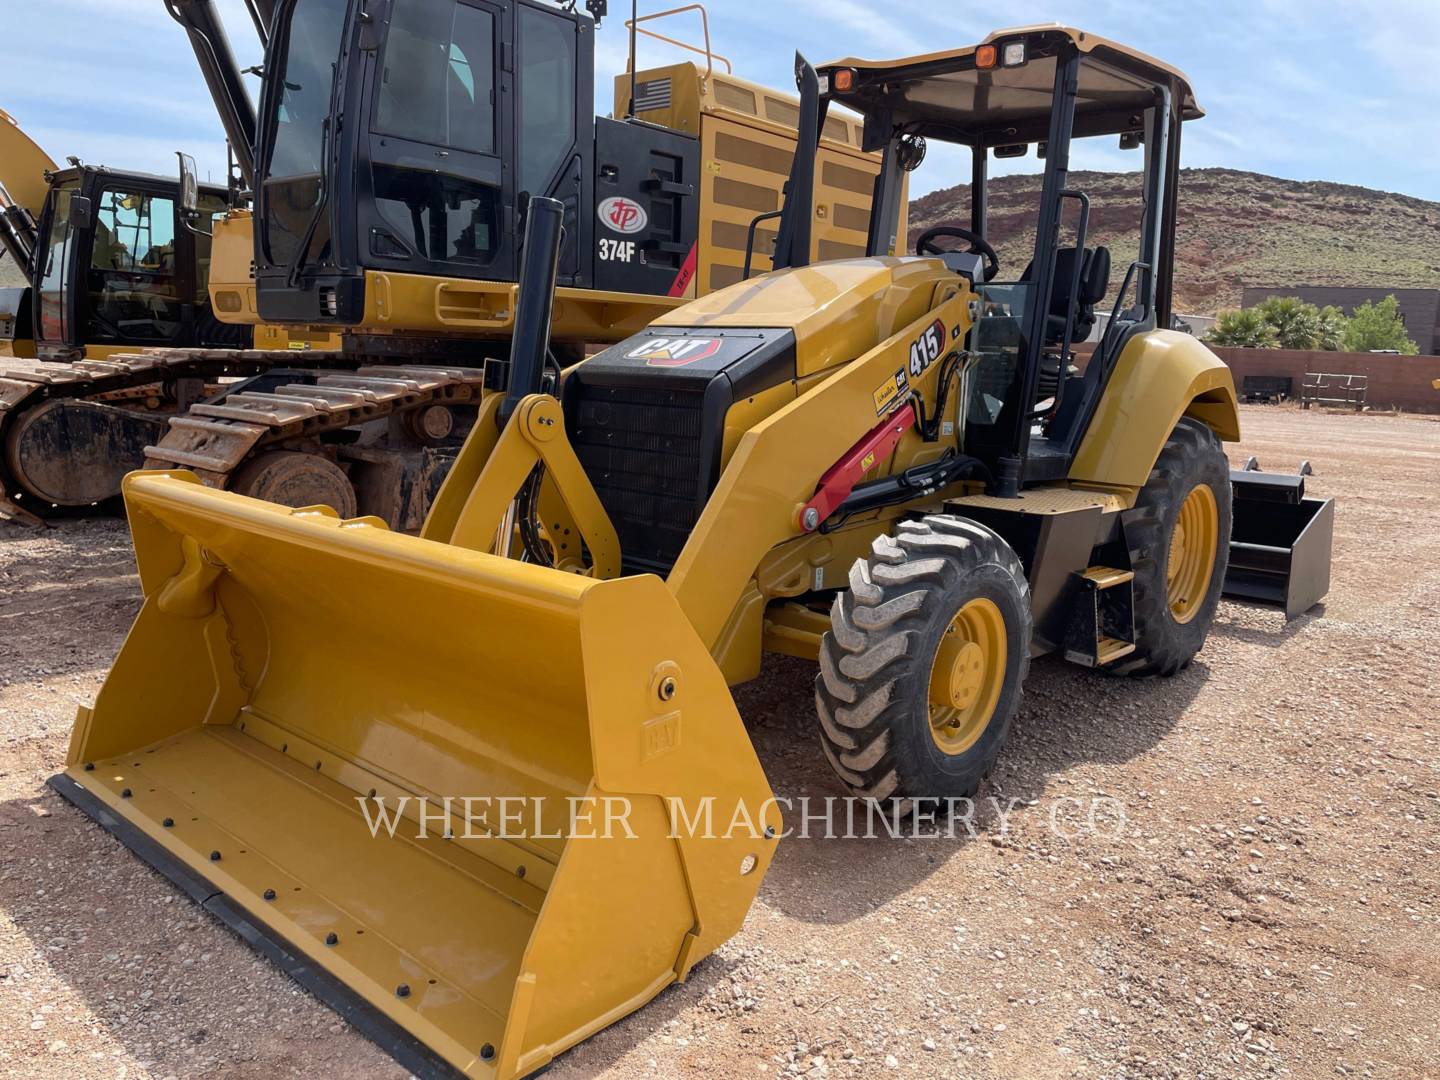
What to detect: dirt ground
<box><xmin>1</xmin><ymin>405</ymin><xmax>1437</xmax><ymax>1080</ymax></box>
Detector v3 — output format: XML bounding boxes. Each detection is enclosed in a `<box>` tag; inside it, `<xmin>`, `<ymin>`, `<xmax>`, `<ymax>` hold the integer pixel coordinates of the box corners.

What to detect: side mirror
<box><xmin>175</xmin><ymin>151</ymin><xmax>213</xmax><ymax>237</ymax></box>
<box><xmin>67</xmin><ymin>192</ymin><xmax>93</xmax><ymax>230</ymax></box>
<box><xmin>1119</xmin><ymin>130</ymin><xmax>1142</xmax><ymax>150</ymax></box>
<box><xmin>993</xmin><ymin>143</ymin><xmax>1027</xmax><ymax>159</ymax></box>
<box><xmin>176</xmin><ymin>152</ymin><xmax>200</xmax><ymax>216</ymax></box>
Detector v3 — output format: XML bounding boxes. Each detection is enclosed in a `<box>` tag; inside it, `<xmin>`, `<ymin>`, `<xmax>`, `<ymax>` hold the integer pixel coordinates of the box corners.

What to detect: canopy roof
<box><xmin>822</xmin><ymin>25</ymin><xmax>1202</xmax><ymax>148</ymax></box>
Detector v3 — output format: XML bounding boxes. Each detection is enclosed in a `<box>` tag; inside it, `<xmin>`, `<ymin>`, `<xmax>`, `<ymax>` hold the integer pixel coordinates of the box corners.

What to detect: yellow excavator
<box><xmin>0</xmin><ymin>109</ymin><xmax>343</xmax><ymax>520</ymax></box>
<box><xmin>1</xmin><ymin>1</ymin><xmax>893</xmax><ymax>525</ymax></box>
<box><xmin>52</xmin><ymin>23</ymin><xmax>1332</xmax><ymax>1080</ymax></box>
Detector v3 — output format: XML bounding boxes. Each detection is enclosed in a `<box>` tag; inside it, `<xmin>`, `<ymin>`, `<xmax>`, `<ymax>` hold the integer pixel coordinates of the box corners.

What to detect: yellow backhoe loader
<box><xmin>52</xmin><ymin>24</ymin><xmax>1331</xmax><ymax>1080</ymax></box>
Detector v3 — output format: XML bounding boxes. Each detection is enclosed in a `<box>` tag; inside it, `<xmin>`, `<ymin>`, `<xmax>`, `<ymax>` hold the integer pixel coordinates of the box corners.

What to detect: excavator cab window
<box><xmin>371</xmin><ymin>0</ymin><xmax>503</xmax><ymax>266</ymax></box>
<box><xmin>86</xmin><ymin>187</ymin><xmax>182</xmax><ymax>344</ymax></box>
<box><xmin>261</xmin><ymin>0</ymin><xmax>347</xmax><ymax>268</ymax></box>
<box><xmin>517</xmin><ymin>6</ymin><xmax>576</xmax><ymax>198</ymax></box>
<box><xmin>36</xmin><ymin>178</ymin><xmax>78</xmax><ymax>343</ymax></box>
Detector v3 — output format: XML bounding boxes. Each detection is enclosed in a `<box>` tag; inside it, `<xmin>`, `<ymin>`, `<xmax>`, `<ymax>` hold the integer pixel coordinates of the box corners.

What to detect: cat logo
<box><xmin>625</xmin><ymin>337</ymin><xmax>725</xmax><ymax>367</ymax></box>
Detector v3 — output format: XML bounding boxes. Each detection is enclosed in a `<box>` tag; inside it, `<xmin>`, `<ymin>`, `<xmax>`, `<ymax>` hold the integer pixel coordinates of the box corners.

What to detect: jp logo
<box><xmin>598</xmin><ymin>196</ymin><xmax>648</xmax><ymax>235</ymax></box>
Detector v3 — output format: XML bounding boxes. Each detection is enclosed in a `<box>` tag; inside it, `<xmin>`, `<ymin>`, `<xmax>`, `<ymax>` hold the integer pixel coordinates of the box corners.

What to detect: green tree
<box><xmin>1208</xmin><ymin>309</ymin><xmax>1276</xmax><ymax>348</ymax></box>
<box><xmin>1341</xmin><ymin>295</ymin><xmax>1420</xmax><ymax>354</ymax></box>
<box><xmin>1255</xmin><ymin>296</ymin><xmax>1322</xmax><ymax>350</ymax></box>
<box><xmin>1315</xmin><ymin>305</ymin><xmax>1348</xmax><ymax>351</ymax></box>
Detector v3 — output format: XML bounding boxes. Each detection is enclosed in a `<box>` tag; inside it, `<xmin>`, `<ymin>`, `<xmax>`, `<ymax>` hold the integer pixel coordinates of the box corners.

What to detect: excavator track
<box><xmin>0</xmin><ymin>348</ymin><xmax>347</xmax><ymax>519</ymax></box>
<box><xmin>144</xmin><ymin>364</ymin><xmax>488</xmax><ymax>528</ymax></box>
<box><xmin>0</xmin><ymin>348</ymin><xmax>487</xmax><ymax>528</ymax></box>
<box><xmin>144</xmin><ymin>364</ymin><xmax>487</xmax><ymax>482</ymax></box>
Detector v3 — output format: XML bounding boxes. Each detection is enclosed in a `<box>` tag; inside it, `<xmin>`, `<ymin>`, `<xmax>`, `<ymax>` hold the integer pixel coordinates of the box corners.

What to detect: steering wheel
<box><xmin>914</xmin><ymin>225</ymin><xmax>1000</xmax><ymax>281</ymax></box>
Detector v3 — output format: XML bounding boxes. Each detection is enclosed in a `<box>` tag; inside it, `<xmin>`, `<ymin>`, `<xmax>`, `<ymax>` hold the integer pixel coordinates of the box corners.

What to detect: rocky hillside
<box><xmin>908</xmin><ymin>168</ymin><xmax>1440</xmax><ymax>315</ymax></box>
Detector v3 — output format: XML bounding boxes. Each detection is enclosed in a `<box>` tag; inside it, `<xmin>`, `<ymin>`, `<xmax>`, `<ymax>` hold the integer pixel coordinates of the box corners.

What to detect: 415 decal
<box><xmin>908</xmin><ymin>318</ymin><xmax>948</xmax><ymax>377</ymax></box>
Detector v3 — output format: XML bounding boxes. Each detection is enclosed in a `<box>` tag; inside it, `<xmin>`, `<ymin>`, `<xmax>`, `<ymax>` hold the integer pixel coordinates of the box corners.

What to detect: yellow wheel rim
<box><xmin>1166</xmin><ymin>483</ymin><xmax>1219</xmax><ymax>624</ymax></box>
<box><xmin>927</xmin><ymin>597</ymin><xmax>1007</xmax><ymax>755</ymax></box>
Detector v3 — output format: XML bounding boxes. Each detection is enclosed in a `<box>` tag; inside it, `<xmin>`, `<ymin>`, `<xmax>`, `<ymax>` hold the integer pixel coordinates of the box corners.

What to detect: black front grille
<box><xmin>570</xmin><ymin>384</ymin><xmax>709</xmax><ymax>573</ymax></box>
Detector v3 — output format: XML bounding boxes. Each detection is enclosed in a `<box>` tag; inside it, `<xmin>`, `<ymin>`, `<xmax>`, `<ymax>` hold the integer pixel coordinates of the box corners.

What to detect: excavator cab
<box><xmin>252</xmin><ymin>0</ymin><xmax>699</xmax><ymax>329</ymax></box>
<box><xmin>22</xmin><ymin>165</ymin><xmax>249</xmax><ymax>361</ymax></box>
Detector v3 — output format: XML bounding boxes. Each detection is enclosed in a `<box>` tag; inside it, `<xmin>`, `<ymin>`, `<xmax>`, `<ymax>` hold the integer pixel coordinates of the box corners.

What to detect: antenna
<box><xmin>627</xmin><ymin>0</ymin><xmax>638</xmax><ymax>120</ymax></box>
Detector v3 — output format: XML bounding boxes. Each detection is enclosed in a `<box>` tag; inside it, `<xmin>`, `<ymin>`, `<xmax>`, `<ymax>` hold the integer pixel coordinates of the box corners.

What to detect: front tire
<box><xmin>1113</xmin><ymin>418</ymin><xmax>1231</xmax><ymax>676</ymax></box>
<box><xmin>815</xmin><ymin>516</ymin><xmax>1032</xmax><ymax>804</ymax></box>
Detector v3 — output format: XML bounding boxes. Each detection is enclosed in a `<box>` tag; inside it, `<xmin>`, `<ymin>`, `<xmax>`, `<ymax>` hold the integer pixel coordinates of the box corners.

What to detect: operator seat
<box><xmin>1020</xmin><ymin>246</ymin><xmax>1111</xmax><ymax>345</ymax></box>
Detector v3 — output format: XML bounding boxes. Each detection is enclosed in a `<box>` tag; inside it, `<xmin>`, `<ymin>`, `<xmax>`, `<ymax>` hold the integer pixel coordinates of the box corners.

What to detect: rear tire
<box><xmin>1112</xmin><ymin>418</ymin><xmax>1231</xmax><ymax>677</ymax></box>
<box><xmin>815</xmin><ymin>516</ymin><xmax>1031</xmax><ymax>804</ymax></box>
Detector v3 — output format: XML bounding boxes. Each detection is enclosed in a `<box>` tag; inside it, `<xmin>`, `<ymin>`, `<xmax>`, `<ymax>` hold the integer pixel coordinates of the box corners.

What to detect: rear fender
<box><xmin>1069</xmin><ymin>329</ymin><xmax>1240</xmax><ymax>490</ymax></box>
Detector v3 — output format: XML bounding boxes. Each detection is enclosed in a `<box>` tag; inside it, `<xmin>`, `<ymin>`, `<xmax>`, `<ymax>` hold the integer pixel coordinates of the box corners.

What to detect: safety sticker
<box><xmin>873</xmin><ymin>367</ymin><xmax>909</xmax><ymax>416</ymax></box>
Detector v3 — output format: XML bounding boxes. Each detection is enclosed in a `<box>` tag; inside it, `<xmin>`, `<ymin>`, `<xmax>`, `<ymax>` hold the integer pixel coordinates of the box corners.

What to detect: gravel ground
<box><xmin>1</xmin><ymin>405</ymin><xmax>1437</xmax><ymax>1079</ymax></box>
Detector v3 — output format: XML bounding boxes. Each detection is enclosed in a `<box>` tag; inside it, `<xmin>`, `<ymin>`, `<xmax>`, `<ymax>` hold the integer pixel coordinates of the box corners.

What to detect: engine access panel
<box><xmin>590</xmin><ymin>117</ymin><xmax>700</xmax><ymax>299</ymax></box>
<box><xmin>564</xmin><ymin>327</ymin><xmax>794</xmax><ymax>572</ymax></box>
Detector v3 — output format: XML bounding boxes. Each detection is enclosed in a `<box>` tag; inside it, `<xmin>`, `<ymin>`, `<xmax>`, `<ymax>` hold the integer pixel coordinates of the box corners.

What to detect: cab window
<box><xmin>518</xmin><ymin>6</ymin><xmax>575</xmax><ymax>196</ymax></box>
<box><xmin>36</xmin><ymin>179</ymin><xmax>78</xmax><ymax>341</ymax></box>
<box><xmin>377</xmin><ymin>0</ymin><xmax>497</xmax><ymax>154</ymax></box>
<box><xmin>371</xmin><ymin>0</ymin><xmax>501</xmax><ymax>266</ymax></box>
<box><xmin>87</xmin><ymin>189</ymin><xmax>182</xmax><ymax>343</ymax></box>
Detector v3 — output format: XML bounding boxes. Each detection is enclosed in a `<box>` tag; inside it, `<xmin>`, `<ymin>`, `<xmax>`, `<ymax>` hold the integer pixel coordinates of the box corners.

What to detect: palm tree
<box><xmin>1255</xmin><ymin>297</ymin><xmax>1321</xmax><ymax>350</ymax></box>
<box><xmin>1208</xmin><ymin>309</ymin><xmax>1276</xmax><ymax>348</ymax></box>
<box><xmin>1315</xmin><ymin>306</ymin><xmax>1348</xmax><ymax>351</ymax></box>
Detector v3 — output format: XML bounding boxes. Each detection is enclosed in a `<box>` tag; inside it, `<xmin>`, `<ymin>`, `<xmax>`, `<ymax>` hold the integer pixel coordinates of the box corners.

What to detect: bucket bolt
<box><xmin>481</xmin><ymin>1045</ymin><xmax>496</xmax><ymax>1061</ymax></box>
<box><xmin>209</xmin><ymin>850</ymin><xmax>222</xmax><ymax>862</ymax></box>
<box><xmin>263</xmin><ymin>889</ymin><xmax>276</xmax><ymax>901</ymax></box>
<box><xmin>162</xmin><ymin>818</ymin><xmax>174</xmax><ymax>828</ymax></box>
<box><xmin>325</xmin><ymin>932</ymin><xmax>338</xmax><ymax>946</ymax></box>
<box><xmin>120</xmin><ymin>788</ymin><xmax>132</xmax><ymax>799</ymax></box>
<box><xmin>83</xmin><ymin>763</ymin><xmax>94</xmax><ymax>771</ymax></box>
<box><xmin>396</xmin><ymin>984</ymin><xmax>411</xmax><ymax>998</ymax></box>
<box><xmin>658</xmin><ymin>676</ymin><xmax>678</xmax><ymax>702</ymax></box>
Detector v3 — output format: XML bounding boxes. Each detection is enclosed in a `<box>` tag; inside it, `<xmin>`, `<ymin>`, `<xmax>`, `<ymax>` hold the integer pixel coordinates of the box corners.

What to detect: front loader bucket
<box><xmin>1223</xmin><ymin>468</ymin><xmax>1334</xmax><ymax>620</ymax></box>
<box><xmin>51</xmin><ymin>471</ymin><xmax>778</xmax><ymax>1079</ymax></box>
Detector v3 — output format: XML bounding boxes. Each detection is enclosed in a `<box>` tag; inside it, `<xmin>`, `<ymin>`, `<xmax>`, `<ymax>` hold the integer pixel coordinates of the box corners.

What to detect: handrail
<box><xmin>624</xmin><ymin>4</ymin><xmax>733</xmax><ymax>80</ymax></box>
<box><xmin>741</xmin><ymin>209</ymin><xmax>784</xmax><ymax>280</ymax></box>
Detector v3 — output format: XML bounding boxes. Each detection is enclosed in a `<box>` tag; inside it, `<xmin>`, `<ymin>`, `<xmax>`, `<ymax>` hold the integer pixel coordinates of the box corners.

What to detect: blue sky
<box><xmin>4</xmin><ymin>0</ymin><xmax>1437</xmax><ymax>202</ymax></box>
